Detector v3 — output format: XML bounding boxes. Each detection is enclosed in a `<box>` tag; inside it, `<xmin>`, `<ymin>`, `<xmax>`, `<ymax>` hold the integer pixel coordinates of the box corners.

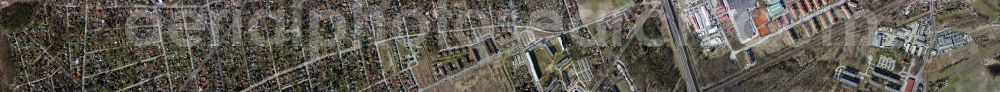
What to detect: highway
<box><xmin>660</xmin><ymin>0</ymin><xmax>699</xmax><ymax>91</ymax></box>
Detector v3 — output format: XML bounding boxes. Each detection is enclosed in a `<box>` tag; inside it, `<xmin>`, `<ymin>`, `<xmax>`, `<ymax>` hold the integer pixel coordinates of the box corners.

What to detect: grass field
<box><xmin>927</xmin><ymin>28</ymin><xmax>1000</xmax><ymax>92</ymax></box>
<box><xmin>579</xmin><ymin>0</ymin><xmax>634</xmax><ymax>22</ymax></box>
<box><xmin>933</xmin><ymin>55</ymin><xmax>1000</xmax><ymax>92</ymax></box>
<box><xmin>973</xmin><ymin>0</ymin><xmax>1000</xmax><ymax>21</ymax></box>
<box><xmin>936</xmin><ymin>9</ymin><xmax>973</xmax><ymax>22</ymax></box>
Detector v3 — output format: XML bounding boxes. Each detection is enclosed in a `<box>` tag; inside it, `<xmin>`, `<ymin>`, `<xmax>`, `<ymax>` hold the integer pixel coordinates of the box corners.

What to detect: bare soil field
<box><xmin>422</xmin><ymin>62</ymin><xmax>513</xmax><ymax>92</ymax></box>
<box><xmin>719</xmin><ymin>60</ymin><xmax>843</xmax><ymax>91</ymax></box>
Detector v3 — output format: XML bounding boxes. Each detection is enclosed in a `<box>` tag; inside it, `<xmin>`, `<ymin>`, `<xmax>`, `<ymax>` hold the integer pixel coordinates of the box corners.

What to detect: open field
<box><xmin>720</xmin><ymin>60</ymin><xmax>844</xmax><ymax>91</ymax></box>
<box><xmin>924</xmin><ymin>20</ymin><xmax>1000</xmax><ymax>92</ymax></box>
<box><xmin>973</xmin><ymin>0</ymin><xmax>1000</xmax><ymax>20</ymax></box>
<box><xmin>578</xmin><ymin>0</ymin><xmax>634</xmax><ymax>22</ymax></box>
<box><xmin>422</xmin><ymin>61</ymin><xmax>514</xmax><ymax>92</ymax></box>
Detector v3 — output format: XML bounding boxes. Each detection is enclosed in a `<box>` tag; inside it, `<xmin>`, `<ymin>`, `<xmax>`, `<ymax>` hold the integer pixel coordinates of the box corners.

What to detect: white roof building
<box><xmin>877</xmin><ymin>55</ymin><xmax>896</xmax><ymax>71</ymax></box>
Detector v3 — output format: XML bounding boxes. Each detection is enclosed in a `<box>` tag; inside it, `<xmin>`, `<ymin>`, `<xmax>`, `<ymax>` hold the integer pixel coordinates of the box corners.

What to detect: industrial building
<box><xmin>724</xmin><ymin>0</ymin><xmax>761</xmax><ymax>43</ymax></box>
<box><xmin>931</xmin><ymin>30</ymin><xmax>972</xmax><ymax>56</ymax></box>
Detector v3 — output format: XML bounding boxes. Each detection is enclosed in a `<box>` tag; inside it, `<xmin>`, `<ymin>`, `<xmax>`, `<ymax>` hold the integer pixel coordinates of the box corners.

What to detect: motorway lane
<box><xmin>660</xmin><ymin>0</ymin><xmax>699</xmax><ymax>91</ymax></box>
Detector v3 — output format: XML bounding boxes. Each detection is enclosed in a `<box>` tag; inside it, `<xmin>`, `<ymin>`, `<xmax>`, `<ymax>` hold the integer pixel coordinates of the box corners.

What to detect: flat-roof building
<box><xmin>903</xmin><ymin>78</ymin><xmax>916</xmax><ymax>92</ymax></box>
<box><xmin>835</xmin><ymin>66</ymin><xmax>862</xmax><ymax>87</ymax></box>
<box><xmin>873</xmin><ymin>68</ymin><xmax>902</xmax><ymax>83</ymax></box>
<box><xmin>876</xmin><ymin>55</ymin><xmax>897</xmax><ymax>71</ymax></box>
<box><xmin>725</xmin><ymin>0</ymin><xmax>762</xmax><ymax>43</ymax></box>
<box><xmin>932</xmin><ymin>30</ymin><xmax>972</xmax><ymax>55</ymax></box>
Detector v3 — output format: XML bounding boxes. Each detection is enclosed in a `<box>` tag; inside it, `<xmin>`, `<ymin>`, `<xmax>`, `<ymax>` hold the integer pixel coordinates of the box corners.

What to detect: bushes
<box><xmin>988</xmin><ymin>64</ymin><xmax>1000</xmax><ymax>77</ymax></box>
<box><xmin>0</xmin><ymin>2</ymin><xmax>37</xmax><ymax>29</ymax></box>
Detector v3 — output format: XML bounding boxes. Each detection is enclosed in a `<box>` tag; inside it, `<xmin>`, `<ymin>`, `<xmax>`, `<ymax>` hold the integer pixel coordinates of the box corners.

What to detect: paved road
<box><xmin>910</xmin><ymin>1</ymin><xmax>938</xmax><ymax>91</ymax></box>
<box><xmin>660</xmin><ymin>0</ymin><xmax>699</xmax><ymax>91</ymax></box>
<box><xmin>614</xmin><ymin>61</ymin><xmax>639</xmax><ymax>91</ymax></box>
